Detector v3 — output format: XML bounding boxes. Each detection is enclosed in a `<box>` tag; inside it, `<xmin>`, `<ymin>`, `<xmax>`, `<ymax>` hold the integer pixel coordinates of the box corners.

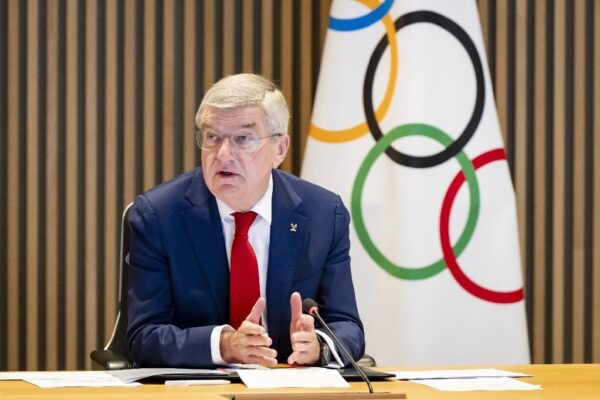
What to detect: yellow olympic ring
<box><xmin>309</xmin><ymin>0</ymin><xmax>398</xmax><ymax>143</ymax></box>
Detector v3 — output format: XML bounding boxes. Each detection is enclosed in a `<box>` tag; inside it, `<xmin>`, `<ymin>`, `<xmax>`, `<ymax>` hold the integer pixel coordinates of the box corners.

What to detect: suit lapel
<box><xmin>181</xmin><ymin>169</ymin><xmax>229</xmax><ymax>323</ymax></box>
<box><xmin>267</xmin><ymin>171</ymin><xmax>308</xmax><ymax>344</ymax></box>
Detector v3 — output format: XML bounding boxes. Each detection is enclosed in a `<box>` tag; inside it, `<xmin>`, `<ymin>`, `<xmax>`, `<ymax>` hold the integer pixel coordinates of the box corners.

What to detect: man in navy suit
<box><xmin>127</xmin><ymin>73</ymin><xmax>365</xmax><ymax>368</ymax></box>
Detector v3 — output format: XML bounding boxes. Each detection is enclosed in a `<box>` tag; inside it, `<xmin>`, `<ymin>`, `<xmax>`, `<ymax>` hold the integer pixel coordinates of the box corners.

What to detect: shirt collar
<box><xmin>215</xmin><ymin>174</ymin><xmax>273</xmax><ymax>225</ymax></box>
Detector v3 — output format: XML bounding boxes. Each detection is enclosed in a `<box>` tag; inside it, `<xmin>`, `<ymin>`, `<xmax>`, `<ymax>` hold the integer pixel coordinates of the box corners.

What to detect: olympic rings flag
<box><xmin>301</xmin><ymin>0</ymin><xmax>530</xmax><ymax>365</ymax></box>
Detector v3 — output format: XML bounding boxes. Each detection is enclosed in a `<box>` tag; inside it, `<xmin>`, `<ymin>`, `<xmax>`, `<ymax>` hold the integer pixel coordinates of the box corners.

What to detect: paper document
<box><xmin>413</xmin><ymin>377</ymin><xmax>541</xmax><ymax>391</ymax></box>
<box><xmin>237</xmin><ymin>367</ymin><xmax>350</xmax><ymax>389</ymax></box>
<box><xmin>394</xmin><ymin>368</ymin><xmax>530</xmax><ymax>380</ymax></box>
<box><xmin>0</xmin><ymin>371</ymin><xmax>140</xmax><ymax>388</ymax></box>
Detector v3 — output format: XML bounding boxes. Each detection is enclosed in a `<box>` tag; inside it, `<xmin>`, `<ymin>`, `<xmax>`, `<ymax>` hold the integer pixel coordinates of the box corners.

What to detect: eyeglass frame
<box><xmin>195</xmin><ymin>130</ymin><xmax>283</xmax><ymax>153</ymax></box>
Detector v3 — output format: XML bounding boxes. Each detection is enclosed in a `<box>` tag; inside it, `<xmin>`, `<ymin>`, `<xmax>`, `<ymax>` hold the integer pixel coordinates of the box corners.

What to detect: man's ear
<box><xmin>273</xmin><ymin>134</ymin><xmax>290</xmax><ymax>167</ymax></box>
<box><xmin>278</xmin><ymin>134</ymin><xmax>289</xmax><ymax>155</ymax></box>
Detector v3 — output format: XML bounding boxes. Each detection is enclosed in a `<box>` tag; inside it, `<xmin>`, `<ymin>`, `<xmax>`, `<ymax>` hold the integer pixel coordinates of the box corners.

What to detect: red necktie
<box><xmin>229</xmin><ymin>211</ymin><xmax>260</xmax><ymax>329</ymax></box>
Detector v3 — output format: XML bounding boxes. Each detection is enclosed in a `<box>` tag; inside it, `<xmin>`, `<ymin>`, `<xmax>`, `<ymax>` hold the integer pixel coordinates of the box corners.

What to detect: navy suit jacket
<box><xmin>127</xmin><ymin>168</ymin><xmax>365</xmax><ymax>367</ymax></box>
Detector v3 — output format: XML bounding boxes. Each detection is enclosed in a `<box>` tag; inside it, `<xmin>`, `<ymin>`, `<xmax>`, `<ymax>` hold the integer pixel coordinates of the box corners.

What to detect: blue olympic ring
<box><xmin>329</xmin><ymin>0</ymin><xmax>395</xmax><ymax>31</ymax></box>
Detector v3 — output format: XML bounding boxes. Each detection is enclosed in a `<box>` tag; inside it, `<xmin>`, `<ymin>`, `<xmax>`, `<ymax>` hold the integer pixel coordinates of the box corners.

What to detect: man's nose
<box><xmin>215</xmin><ymin>136</ymin><xmax>236</xmax><ymax>159</ymax></box>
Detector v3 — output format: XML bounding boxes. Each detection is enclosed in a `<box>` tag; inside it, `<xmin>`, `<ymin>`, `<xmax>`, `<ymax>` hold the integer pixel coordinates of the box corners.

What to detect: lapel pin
<box><xmin>290</xmin><ymin>223</ymin><xmax>298</xmax><ymax>232</ymax></box>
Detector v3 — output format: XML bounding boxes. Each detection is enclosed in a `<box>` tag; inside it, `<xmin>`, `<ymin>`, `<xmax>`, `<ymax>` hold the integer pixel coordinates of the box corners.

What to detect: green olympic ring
<box><xmin>351</xmin><ymin>123</ymin><xmax>480</xmax><ymax>280</ymax></box>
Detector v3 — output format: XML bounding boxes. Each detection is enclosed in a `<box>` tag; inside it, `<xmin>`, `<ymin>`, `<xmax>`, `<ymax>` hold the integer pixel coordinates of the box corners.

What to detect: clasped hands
<box><xmin>220</xmin><ymin>292</ymin><xmax>319</xmax><ymax>366</ymax></box>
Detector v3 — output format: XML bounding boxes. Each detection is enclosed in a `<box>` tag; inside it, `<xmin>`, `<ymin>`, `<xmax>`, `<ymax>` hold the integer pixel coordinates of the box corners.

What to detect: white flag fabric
<box><xmin>301</xmin><ymin>0</ymin><xmax>530</xmax><ymax>365</ymax></box>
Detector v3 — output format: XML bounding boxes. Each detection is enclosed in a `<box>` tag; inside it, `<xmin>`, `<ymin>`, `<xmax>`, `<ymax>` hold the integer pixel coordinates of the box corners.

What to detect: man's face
<box><xmin>199</xmin><ymin>105</ymin><xmax>289</xmax><ymax>211</ymax></box>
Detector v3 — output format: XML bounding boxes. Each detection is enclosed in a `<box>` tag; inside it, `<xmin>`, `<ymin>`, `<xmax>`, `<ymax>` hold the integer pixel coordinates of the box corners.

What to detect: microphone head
<box><xmin>302</xmin><ymin>298</ymin><xmax>319</xmax><ymax>315</ymax></box>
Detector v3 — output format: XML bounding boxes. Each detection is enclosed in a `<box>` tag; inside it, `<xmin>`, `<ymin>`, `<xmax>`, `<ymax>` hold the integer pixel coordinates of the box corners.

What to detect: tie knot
<box><xmin>232</xmin><ymin>211</ymin><xmax>257</xmax><ymax>237</ymax></box>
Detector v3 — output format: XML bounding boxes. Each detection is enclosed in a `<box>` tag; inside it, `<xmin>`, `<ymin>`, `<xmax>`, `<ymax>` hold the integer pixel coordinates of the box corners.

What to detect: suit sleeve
<box><xmin>126</xmin><ymin>194</ymin><xmax>216</xmax><ymax>367</ymax></box>
<box><xmin>316</xmin><ymin>196</ymin><xmax>366</xmax><ymax>366</ymax></box>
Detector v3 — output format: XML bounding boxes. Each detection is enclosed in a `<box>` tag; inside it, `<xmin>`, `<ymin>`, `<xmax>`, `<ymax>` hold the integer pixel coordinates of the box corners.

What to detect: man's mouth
<box><xmin>218</xmin><ymin>171</ymin><xmax>236</xmax><ymax>177</ymax></box>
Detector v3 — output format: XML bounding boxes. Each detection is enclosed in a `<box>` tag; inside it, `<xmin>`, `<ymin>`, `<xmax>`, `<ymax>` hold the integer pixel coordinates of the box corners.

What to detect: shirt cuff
<box><xmin>210</xmin><ymin>324</ymin><xmax>232</xmax><ymax>365</ymax></box>
<box><xmin>315</xmin><ymin>330</ymin><xmax>343</xmax><ymax>368</ymax></box>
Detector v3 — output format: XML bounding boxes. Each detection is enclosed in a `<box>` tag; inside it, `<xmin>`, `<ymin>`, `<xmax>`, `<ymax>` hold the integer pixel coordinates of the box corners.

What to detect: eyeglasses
<box><xmin>196</xmin><ymin>131</ymin><xmax>282</xmax><ymax>153</ymax></box>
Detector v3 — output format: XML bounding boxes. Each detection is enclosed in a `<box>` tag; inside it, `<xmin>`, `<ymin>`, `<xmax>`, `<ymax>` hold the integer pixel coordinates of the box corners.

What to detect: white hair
<box><xmin>195</xmin><ymin>73</ymin><xmax>290</xmax><ymax>135</ymax></box>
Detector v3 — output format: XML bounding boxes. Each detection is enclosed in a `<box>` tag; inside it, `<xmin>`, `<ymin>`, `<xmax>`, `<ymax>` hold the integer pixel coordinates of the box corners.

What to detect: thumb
<box><xmin>289</xmin><ymin>292</ymin><xmax>302</xmax><ymax>334</ymax></box>
<box><xmin>246</xmin><ymin>297</ymin><xmax>266</xmax><ymax>324</ymax></box>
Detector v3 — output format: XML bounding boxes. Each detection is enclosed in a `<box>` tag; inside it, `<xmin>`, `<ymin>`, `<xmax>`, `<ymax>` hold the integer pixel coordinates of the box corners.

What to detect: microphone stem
<box><xmin>311</xmin><ymin>311</ymin><xmax>374</xmax><ymax>394</ymax></box>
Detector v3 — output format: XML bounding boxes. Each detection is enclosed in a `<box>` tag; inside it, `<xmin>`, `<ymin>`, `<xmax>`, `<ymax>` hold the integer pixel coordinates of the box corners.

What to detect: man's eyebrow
<box><xmin>199</xmin><ymin>121</ymin><xmax>257</xmax><ymax>131</ymax></box>
<box><xmin>240</xmin><ymin>122</ymin><xmax>257</xmax><ymax>129</ymax></box>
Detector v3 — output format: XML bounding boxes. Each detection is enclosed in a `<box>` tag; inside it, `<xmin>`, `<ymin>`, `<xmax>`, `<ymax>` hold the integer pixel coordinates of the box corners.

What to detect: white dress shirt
<box><xmin>210</xmin><ymin>177</ymin><xmax>273</xmax><ymax>365</ymax></box>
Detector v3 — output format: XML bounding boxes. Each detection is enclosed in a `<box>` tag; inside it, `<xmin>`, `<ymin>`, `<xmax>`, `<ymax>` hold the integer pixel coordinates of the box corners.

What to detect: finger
<box><xmin>223</xmin><ymin>327</ymin><xmax>274</xmax><ymax>365</ymax></box>
<box><xmin>291</xmin><ymin>340</ymin><xmax>313</xmax><ymax>353</ymax></box>
<box><xmin>287</xmin><ymin>339</ymin><xmax>320</xmax><ymax>365</ymax></box>
<box><xmin>237</xmin><ymin>341</ymin><xmax>278</xmax><ymax>366</ymax></box>
<box><xmin>290</xmin><ymin>330</ymin><xmax>316</xmax><ymax>344</ymax></box>
<box><xmin>289</xmin><ymin>292</ymin><xmax>303</xmax><ymax>334</ymax></box>
<box><xmin>287</xmin><ymin>352</ymin><xmax>298</xmax><ymax>365</ymax></box>
<box><xmin>246</xmin><ymin>297</ymin><xmax>266</xmax><ymax>325</ymax></box>
<box><xmin>297</xmin><ymin>314</ymin><xmax>315</xmax><ymax>332</ymax></box>
<box><xmin>238</xmin><ymin>331</ymin><xmax>273</xmax><ymax>348</ymax></box>
<box><xmin>288</xmin><ymin>350</ymin><xmax>314</xmax><ymax>365</ymax></box>
<box><xmin>238</xmin><ymin>319</ymin><xmax>267</xmax><ymax>335</ymax></box>
<box><xmin>241</xmin><ymin>343</ymin><xmax>278</xmax><ymax>359</ymax></box>
<box><xmin>245</xmin><ymin>353</ymin><xmax>278</xmax><ymax>367</ymax></box>
<box><xmin>289</xmin><ymin>328</ymin><xmax>319</xmax><ymax>365</ymax></box>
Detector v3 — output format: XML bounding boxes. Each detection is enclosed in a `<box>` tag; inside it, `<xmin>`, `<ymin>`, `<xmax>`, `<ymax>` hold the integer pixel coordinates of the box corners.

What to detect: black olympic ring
<box><xmin>363</xmin><ymin>10</ymin><xmax>485</xmax><ymax>168</ymax></box>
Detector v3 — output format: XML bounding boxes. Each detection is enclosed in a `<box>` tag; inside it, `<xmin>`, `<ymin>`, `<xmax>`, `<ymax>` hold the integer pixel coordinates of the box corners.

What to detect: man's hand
<box><xmin>220</xmin><ymin>297</ymin><xmax>277</xmax><ymax>366</ymax></box>
<box><xmin>287</xmin><ymin>292</ymin><xmax>320</xmax><ymax>365</ymax></box>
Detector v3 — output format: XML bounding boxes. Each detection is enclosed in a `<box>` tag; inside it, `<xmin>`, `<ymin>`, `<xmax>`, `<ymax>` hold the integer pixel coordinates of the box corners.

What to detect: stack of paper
<box><xmin>393</xmin><ymin>368</ymin><xmax>540</xmax><ymax>391</ymax></box>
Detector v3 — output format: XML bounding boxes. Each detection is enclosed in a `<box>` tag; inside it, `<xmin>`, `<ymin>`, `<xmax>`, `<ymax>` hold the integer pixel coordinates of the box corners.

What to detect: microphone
<box><xmin>302</xmin><ymin>298</ymin><xmax>374</xmax><ymax>394</ymax></box>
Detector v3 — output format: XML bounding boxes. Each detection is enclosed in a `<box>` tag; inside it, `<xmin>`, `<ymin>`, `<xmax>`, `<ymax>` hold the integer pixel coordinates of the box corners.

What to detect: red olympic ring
<box><xmin>439</xmin><ymin>148</ymin><xmax>524</xmax><ymax>303</ymax></box>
